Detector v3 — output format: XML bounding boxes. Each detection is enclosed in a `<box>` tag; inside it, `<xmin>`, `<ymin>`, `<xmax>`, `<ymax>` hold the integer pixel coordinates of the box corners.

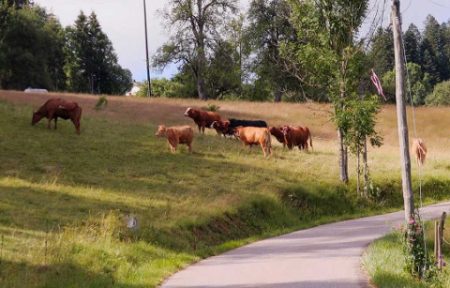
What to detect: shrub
<box><xmin>201</xmin><ymin>103</ymin><xmax>220</xmax><ymax>112</ymax></box>
<box><xmin>94</xmin><ymin>95</ymin><xmax>108</xmax><ymax>110</ymax></box>
<box><xmin>426</xmin><ymin>80</ymin><xmax>450</xmax><ymax>106</ymax></box>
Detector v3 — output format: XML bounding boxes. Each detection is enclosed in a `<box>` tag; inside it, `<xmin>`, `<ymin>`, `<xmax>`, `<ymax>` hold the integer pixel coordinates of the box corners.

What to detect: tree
<box><xmin>336</xmin><ymin>95</ymin><xmax>382</xmax><ymax>196</ymax></box>
<box><xmin>207</xmin><ymin>39</ymin><xmax>241</xmax><ymax>98</ymax></box>
<box><xmin>382</xmin><ymin>63</ymin><xmax>432</xmax><ymax>105</ymax></box>
<box><xmin>368</xmin><ymin>27</ymin><xmax>394</xmax><ymax>77</ymax></box>
<box><xmin>154</xmin><ymin>0</ymin><xmax>238</xmax><ymax>100</ymax></box>
<box><xmin>422</xmin><ymin>15</ymin><xmax>449</xmax><ymax>83</ymax></box>
<box><xmin>425</xmin><ymin>80</ymin><xmax>450</xmax><ymax>106</ymax></box>
<box><xmin>65</xmin><ymin>11</ymin><xmax>132</xmax><ymax>95</ymax></box>
<box><xmin>246</xmin><ymin>0</ymin><xmax>299</xmax><ymax>102</ymax></box>
<box><xmin>403</xmin><ymin>24</ymin><xmax>421</xmax><ymax>64</ymax></box>
<box><xmin>1</xmin><ymin>0</ymin><xmax>33</xmax><ymax>8</ymax></box>
<box><xmin>0</xmin><ymin>5</ymin><xmax>65</xmax><ymax>90</ymax></box>
<box><xmin>285</xmin><ymin>0</ymin><xmax>369</xmax><ymax>183</ymax></box>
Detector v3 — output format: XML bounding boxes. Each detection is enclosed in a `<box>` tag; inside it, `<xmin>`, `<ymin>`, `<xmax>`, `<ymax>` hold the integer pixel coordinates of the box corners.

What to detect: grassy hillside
<box><xmin>0</xmin><ymin>91</ymin><xmax>449</xmax><ymax>287</ymax></box>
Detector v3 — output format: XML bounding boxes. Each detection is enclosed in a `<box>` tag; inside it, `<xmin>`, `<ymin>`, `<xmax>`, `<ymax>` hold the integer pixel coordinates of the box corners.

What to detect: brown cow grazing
<box><xmin>210</xmin><ymin>120</ymin><xmax>235</xmax><ymax>137</ymax></box>
<box><xmin>282</xmin><ymin>126</ymin><xmax>313</xmax><ymax>151</ymax></box>
<box><xmin>269</xmin><ymin>126</ymin><xmax>286</xmax><ymax>148</ymax></box>
<box><xmin>411</xmin><ymin>138</ymin><xmax>427</xmax><ymax>166</ymax></box>
<box><xmin>234</xmin><ymin>126</ymin><xmax>272</xmax><ymax>158</ymax></box>
<box><xmin>155</xmin><ymin>125</ymin><xmax>194</xmax><ymax>153</ymax></box>
<box><xmin>184</xmin><ymin>107</ymin><xmax>221</xmax><ymax>134</ymax></box>
<box><xmin>32</xmin><ymin>98</ymin><xmax>82</xmax><ymax>134</ymax></box>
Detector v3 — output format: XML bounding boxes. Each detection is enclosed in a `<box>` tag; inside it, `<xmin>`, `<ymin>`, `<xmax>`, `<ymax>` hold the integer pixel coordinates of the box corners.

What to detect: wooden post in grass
<box><xmin>435</xmin><ymin>221</ymin><xmax>439</xmax><ymax>265</ymax></box>
<box><xmin>392</xmin><ymin>0</ymin><xmax>415</xmax><ymax>223</ymax></box>
<box><xmin>438</xmin><ymin>212</ymin><xmax>446</xmax><ymax>269</ymax></box>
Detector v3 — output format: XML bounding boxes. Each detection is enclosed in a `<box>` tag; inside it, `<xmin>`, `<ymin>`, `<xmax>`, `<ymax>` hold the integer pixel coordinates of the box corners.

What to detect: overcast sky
<box><xmin>35</xmin><ymin>0</ymin><xmax>450</xmax><ymax>82</ymax></box>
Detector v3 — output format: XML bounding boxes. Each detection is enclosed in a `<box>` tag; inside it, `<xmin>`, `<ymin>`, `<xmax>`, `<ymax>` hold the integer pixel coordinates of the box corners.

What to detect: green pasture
<box><xmin>0</xmin><ymin>100</ymin><xmax>449</xmax><ymax>287</ymax></box>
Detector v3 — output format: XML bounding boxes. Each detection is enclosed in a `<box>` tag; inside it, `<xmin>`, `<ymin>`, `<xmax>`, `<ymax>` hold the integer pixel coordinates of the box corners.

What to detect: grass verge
<box><xmin>363</xmin><ymin>220</ymin><xmax>450</xmax><ymax>288</ymax></box>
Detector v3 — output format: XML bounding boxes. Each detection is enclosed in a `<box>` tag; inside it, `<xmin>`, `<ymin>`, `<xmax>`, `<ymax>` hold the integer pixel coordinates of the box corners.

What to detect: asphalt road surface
<box><xmin>162</xmin><ymin>202</ymin><xmax>450</xmax><ymax>288</ymax></box>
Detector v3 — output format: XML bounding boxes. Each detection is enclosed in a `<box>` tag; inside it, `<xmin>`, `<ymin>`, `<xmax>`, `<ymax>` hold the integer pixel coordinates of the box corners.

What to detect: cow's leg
<box><xmin>261</xmin><ymin>144</ymin><xmax>267</xmax><ymax>158</ymax></box>
<box><xmin>71</xmin><ymin>118</ymin><xmax>80</xmax><ymax>135</ymax></box>
<box><xmin>47</xmin><ymin>117</ymin><xmax>52</xmax><ymax>129</ymax></box>
<box><xmin>167</xmin><ymin>138</ymin><xmax>178</xmax><ymax>153</ymax></box>
<box><xmin>197</xmin><ymin>124</ymin><xmax>202</xmax><ymax>133</ymax></box>
<box><xmin>54</xmin><ymin>117</ymin><xmax>58</xmax><ymax>130</ymax></box>
<box><xmin>187</xmin><ymin>143</ymin><xmax>192</xmax><ymax>153</ymax></box>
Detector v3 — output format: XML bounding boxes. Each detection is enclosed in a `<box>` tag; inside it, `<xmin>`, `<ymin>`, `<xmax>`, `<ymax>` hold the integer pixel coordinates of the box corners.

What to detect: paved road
<box><xmin>162</xmin><ymin>202</ymin><xmax>450</xmax><ymax>288</ymax></box>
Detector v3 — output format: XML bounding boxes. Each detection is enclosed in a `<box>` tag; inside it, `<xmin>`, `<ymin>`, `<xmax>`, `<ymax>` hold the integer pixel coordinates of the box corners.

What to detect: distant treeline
<box><xmin>0</xmin><ymin>1</ymin><xmax>132</xmax><ymax>95</ymax></box>
<box><xmin>138</xmin><ymin>0</ymin><xmax>450</xmax><ymax>105</ymax></box>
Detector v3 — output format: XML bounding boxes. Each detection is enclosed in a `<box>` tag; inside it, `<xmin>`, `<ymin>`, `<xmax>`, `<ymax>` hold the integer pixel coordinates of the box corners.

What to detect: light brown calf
<box><xmin>155</xmin><ymin>125</ymin><xmax>194</xmax><ymax>153</ymax></box>
<box><xmin>234</xmin><ymin>126</ymin><xmax>272</xmax><ymax>158</ymax></box>
<box><xmin>411</xmin><ymin>138</ymin><xmax>427</xmax><ymax>166</ymax></box>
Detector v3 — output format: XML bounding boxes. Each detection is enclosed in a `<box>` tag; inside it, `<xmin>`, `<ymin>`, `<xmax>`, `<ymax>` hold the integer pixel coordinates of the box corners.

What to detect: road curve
<box><xmin>162</xmin><ymin>202</ymin><xmax>450</xmax><ymax>288</ymax></box>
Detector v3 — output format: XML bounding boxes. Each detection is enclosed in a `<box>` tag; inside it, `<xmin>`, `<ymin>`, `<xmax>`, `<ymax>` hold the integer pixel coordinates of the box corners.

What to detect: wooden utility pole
<box><xmin>143</xmin><ymin>0</ymin><xmax>152</xmax><ymax>97</ymax></box>
<box><xmin>392</xmin><ymin>0</ymin><xmax>414</xmax><ymax>222</ymax></box>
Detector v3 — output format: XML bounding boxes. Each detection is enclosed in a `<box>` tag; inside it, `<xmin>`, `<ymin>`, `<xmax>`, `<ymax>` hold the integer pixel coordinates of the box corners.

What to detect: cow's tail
<box><xmin>265</xmin><ymin>128</ymin><xmax>272</xmax><ymax>157</ymax></box>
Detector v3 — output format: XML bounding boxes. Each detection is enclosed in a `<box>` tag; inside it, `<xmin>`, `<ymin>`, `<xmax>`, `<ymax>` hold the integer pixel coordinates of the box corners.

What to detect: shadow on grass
<box><xmin>0</xmin><ymin>259</ymin><xmax>147</xmax><ymax>288</ymax></box>
<box><xmin>0</xmin><ymin>184</ymin><xmax>144</xmax><ymax>233</ymax></box>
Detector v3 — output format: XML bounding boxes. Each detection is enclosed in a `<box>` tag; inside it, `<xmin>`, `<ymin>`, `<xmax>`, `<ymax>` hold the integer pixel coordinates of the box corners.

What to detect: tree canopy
<box><xmin>0</xmin><ymin>4</ymin><xmax>132</xmax><ymax>95</ymax></box>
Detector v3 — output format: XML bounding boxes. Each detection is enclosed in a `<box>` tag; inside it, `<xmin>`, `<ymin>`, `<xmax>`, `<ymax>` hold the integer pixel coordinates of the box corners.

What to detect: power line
<box><xmin>428</xmin><ymin>0</ymin><xmax>450</xmax><ymax>9</ymax></box>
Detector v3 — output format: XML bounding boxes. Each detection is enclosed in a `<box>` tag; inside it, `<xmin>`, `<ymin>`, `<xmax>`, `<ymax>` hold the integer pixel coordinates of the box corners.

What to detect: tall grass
<box><xmin>0</xmin><ymin>94</ymin><xmax>449</xmax><ymax>287</ymax></box>
<box><xmin>363</xmin><ymin>221</ymin><xmax>450</xmax><ymax>288</ymax></box>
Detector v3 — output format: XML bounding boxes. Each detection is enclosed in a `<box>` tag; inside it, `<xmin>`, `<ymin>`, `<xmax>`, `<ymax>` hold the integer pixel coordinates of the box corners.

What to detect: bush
<box><xmin>94</xmin><ymin>95</ymin><xmax>108</xmax><ymax>110</ymax></box>
<box><xmin>201</xmin><ymin>103</ymin><xmax>220</xmax><ymax>112</ymax></box>
<box><xmin>136</xmin><ymin>78</ymin><xmax>193</xmax><ymax>98</ymax></box>
<box><xmin>426</xmin><ymin>80</ymin><xmax>450</xmax><ymax>106</ymax></box>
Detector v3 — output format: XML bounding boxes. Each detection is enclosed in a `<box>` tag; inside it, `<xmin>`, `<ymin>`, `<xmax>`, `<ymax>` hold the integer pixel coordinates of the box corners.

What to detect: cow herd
<box><xmin>156</xmin><ymin>107</ymin><xmax>313</xmax><ymax>158</ymax></box>
<box><xmin>30</xmin><ymin>98</ymin><xmax>312</xmax><ymax>158</ymax></box>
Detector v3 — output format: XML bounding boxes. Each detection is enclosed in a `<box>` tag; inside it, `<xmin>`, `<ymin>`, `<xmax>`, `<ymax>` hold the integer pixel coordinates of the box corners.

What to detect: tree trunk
<box><xmin>338</xmin><ymin>129</ymin><xmax>349</xmax><ymax>183</ymax></box>
<box><xmin>363</xmin><ymin>139</ymin><xmax>369</xmax><ymax>197</ymax></box>
<box><xmin>197</xmin><ymin>77</ymin><xmax>207</xmax><ymax>101</ymax></box>
<box><xmin>274</xmin><ymin>87</ymin><xmax>282</xmax><ymax>103</ymax></box>
<box><xmin>196</xmin><ymin>20</ymin><xmax>208</xmax><ymax>100</ymax></box>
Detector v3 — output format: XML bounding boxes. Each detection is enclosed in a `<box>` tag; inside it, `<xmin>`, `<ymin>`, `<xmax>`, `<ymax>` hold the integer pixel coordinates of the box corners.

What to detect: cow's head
<box><xmin>155</xmin><ymin>125</ymin><xmax>167</xmax><ymax>137</ymax></box>
<box><xmin>31</xmin><ymin>111</ymin><xmax>43</xmax><ymax>126</ymax></box>
<box><xmin>269</xmin><ymin>126</ymin><xmax>281</xmax><ymax>135</ymax></box>
<box><xmin>184</xmin><ymin>107</ymin><xmax>197</xmax><ymax>118</ymax></box>
<box><xmin>210</xmin><ymin>121</ymin><xmax>219</xmax><ymax>129</ymax></box>
<box><xmin>234</xmin><ymin>126</ymin><xmax>243</xmax><ymax>137</ymax></box>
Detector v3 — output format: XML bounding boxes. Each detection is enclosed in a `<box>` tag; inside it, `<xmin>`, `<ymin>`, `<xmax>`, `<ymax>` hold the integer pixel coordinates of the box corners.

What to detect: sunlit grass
<box><xmin>363</xmin><ymin>220</ymin><xmax>450</xmax><ymax>288</ymax></box>
<box><xmin>0</xmin><ymin>93</ymin><xmax>449</xmax><ymax>287</ymax></box>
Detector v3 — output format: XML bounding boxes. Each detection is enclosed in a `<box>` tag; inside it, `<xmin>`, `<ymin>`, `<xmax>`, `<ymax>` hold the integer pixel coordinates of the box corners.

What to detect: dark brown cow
<box><xmin>269</xmin><ymin>126</ymin><xmax>286</xmax><ymax>148</ymax></box>
<box><xmin>282</xmin><ymin>126</ymin><xmax>313</xmax><ymax>151</ymax></box>
<box><xmin>184</xmin><ymin>107</ymin><xmax>221</xmax><ymax>134</ymax></box>
<box><xmin>210</xmin><ymin>120</ymin><xmax>234</xmax><ymax>137</ymax></box>
<box><xmin>32</xmin><ymin>98</ymin><xmax>82</xmax><ymax>134</ymax></box>
<box><xmin>234</xmin><ymin>126</ymin><xmax>272</xmax><ymax>158</ymax></box>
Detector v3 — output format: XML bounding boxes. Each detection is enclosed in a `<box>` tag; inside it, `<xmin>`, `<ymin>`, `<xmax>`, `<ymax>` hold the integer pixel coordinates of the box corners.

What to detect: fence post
<box><xmin>435</xmin><ymin>221</ymin><xmax>439</xmax><ymax>265</ymax></box>
<box><xmin>438</xmin><ymin>212</ymin><xmax>446</xmax><ymax>270</ymax></box>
